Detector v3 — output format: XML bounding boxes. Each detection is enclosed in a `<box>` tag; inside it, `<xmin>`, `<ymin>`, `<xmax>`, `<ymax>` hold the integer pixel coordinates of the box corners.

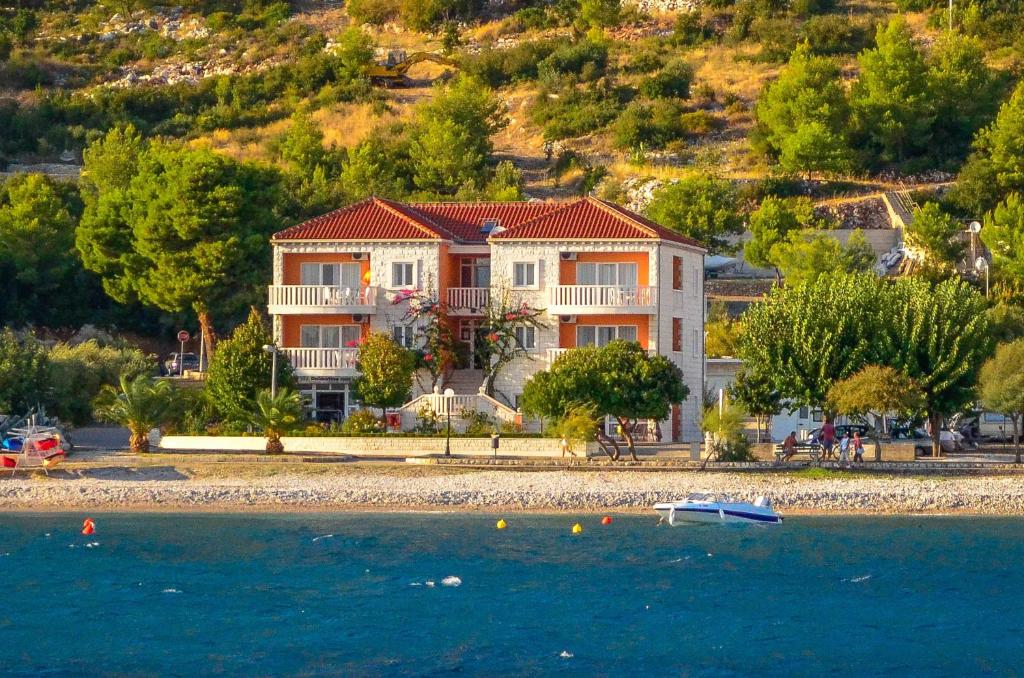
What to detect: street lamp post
<box><xmin>262</xmin><ymin>344</ymin><xmax>278</xmax><ymax>398</ymax></box>
<box><xmin>975</xmin><ymin>258</ymin><xmax>990</xmax><ymax>299</ymax></box>
<box><xmin>443</xmin><ymin>387</ymin><xmax>455</xmax><ymax>457</ymax></box>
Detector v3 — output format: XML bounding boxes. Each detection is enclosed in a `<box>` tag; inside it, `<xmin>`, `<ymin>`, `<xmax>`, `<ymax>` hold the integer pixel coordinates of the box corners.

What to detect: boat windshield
<box><xmin>686</xmin><ymin>493</ymin><xmax>718</xmax><ymax>503</ymax></box>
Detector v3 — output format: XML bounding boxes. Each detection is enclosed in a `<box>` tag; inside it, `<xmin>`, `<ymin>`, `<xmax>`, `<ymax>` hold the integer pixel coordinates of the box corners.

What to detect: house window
<box><xmin>300</xmin><ymin>325</ymin><xmax>361</xmax><ymax>348</ymax></box>
<box><xmin>460</xmin><ymin>258</ymin><xmax>491</xmax><ymax>288</ymax></box>
<box><xmin>514</xmin><ymin>326</ymin><xmax>536</xmax><ymax>350</ymax></box>
<box><xmin>798</xmin><ymin>406</ymin><xmax>810</xmax><ymax>419</ymax></box>
<box><xmin>672</xmin><ymin>318</ymin><xmax>682</xmax><ymax>352</ymax></box>
<box><xmin>812</xmin><ymin>409</ymin><xmax>823</xmax><ymax>423</ymax></box>
<box><xmin>393</xmin><ymin>325</ymin><xmax>416</xmax><ymax>348</ymax></box>
<box><xmin>300</xmin><ymin>263</ymin><xmax>361</xmax><ymax>287</ymax></box>
<box><xmin>672</xmin><ymin>256</ymin><xmax>682</xmax><ymax>290</ymax></box>
<box><xmin>692</xmin><ymin>268</ymin><xmax>700</xmax><ymax>296</ymax></box>
<box><xmin>576</xmin><ymin>325</ymin><xmax>638</xmax><ymax>347</ymax></box>
<box><xmin>577</xmin><ymin>262</ymin><xmax>637</xmax><ymax>286</ymax></box>
<box><xmin>392</xmin><ymin>262</ymin><xmax>415</xmax><ymax>287</ymax></box>
<box><xmin>692</xmin><ymin>328</ymin><xmax>700</xmax><ymax>358</ymax></box>
<box><xmin>513</xmin><ymin>262</ymin><xmax>536</xmax><ymax>288</ymax></box>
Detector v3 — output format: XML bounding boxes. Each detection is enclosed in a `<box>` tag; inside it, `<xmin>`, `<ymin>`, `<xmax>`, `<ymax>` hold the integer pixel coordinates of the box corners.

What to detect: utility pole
<box><xmin>949</xmin><ymin>0</ymin><xmax>954</xmax><ymax>32</ymax></box>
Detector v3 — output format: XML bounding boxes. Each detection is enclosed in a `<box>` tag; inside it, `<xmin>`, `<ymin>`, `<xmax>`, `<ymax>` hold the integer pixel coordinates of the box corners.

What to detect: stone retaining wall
<box><xmin>159</xmin><ymin>435</ymin><xmax>597</xmax><ymax>458</ymax></box>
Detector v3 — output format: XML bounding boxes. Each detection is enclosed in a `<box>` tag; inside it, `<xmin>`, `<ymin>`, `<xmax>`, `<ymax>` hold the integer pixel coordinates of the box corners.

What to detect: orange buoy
<box><xmin>82</xmin><ymin>518</ymin><xmax>95</xmax><ymax>536</ymax></box>
<box><xmin>601</xmin><ymin>516</ymin><xmax>613</xmax><ymax>525</ymax></box>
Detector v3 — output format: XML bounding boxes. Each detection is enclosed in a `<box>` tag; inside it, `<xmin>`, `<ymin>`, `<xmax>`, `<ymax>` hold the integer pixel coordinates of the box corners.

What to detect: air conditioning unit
<box><xmin>559</xmin><ymin>315</ymin><xmax>576</xmax><ymax>324</ymax></box>
<box><xmin>350</xmin><ymin>252</ymin><xmax>366</xmax><ymax>260</ymax></box>
<box><xmin>559</xmin><ymin>252</ymin><xmax>577</xmax><ymax>261</ymax></box>
<box><xmin>352</xmin><ymin>314</ymin><xmax>364</xmax><ymax>322</ymax></box>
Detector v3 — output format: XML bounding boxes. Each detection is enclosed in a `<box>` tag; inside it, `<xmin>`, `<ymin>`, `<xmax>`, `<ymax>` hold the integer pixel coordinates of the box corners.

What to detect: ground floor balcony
<box><xmin>281</xmin><ymin>347</ymin><xmax>359</xmax><ymax>378</ymax></box>
<box><xmin>268</xmin><ymin>285</ymin><xmax>378</xmax><ymax>315</ymax></box>
<box><xmin>446</xmin><ymin>287</ymin><xmax>489</xmax><ymax>315</ymax></box>
<box><xmin>547</xmin><ymin>285</ymin><xmax>657</xmax><ymax>315</ymax></box>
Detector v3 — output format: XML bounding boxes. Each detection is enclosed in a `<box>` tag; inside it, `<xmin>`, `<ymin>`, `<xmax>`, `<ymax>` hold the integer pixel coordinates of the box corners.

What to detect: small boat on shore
<box><xmin>654</xmin><ymin>493</ymin><xmax>783</xmax><ymax>525</ymax></box>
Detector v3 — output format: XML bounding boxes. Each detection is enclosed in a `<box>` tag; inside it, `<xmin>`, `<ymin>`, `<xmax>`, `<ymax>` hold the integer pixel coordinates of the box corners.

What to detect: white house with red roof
<box><xmin>269</xmin><ymin>196</ymin><xmax>706</xmax><ymax>442</ymax></box>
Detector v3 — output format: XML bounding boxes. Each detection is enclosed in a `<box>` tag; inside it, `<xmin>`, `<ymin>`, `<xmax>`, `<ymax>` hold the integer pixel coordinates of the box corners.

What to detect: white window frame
<box><xmin>576</xmin><ymin>325</ymin><xmax>639</xmax><ymax>348</ymax></box>
<box><xmin>692</xmin><ymin>328</ymin><xmax>700</xmax><ymax>358</ymax></box>
<box><xmin>300</xmin><ymin>324</ymin><xmax>361</xmax><ymax>348</ymax></box>
<box><xmin>514</xmin><ymin>325</ymin><xmax>536</xmax><ymax>351</ymax></box>
<box><xmin>393</xmin><ymin>324</ymin><xmax>417</xmax><ymax>349</ymax></box>
<box><xmin>512</xmin><ymin>261</ymin><xmax>537</xmax><ymax>289</ymax></box>
<box><xmin>391</xmin><ymin>262</ymin><xmax>415</xmax><ymax>288</ymax></box>
<box><xmin>576</xmin><ymin>262</ymin><xmax>638</xmax><ymax>287</ymax></box>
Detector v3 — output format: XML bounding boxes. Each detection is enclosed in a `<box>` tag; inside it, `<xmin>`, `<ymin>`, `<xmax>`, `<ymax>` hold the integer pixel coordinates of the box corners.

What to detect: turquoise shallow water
<box><xmin>1</xmin><ymin>512</ymin><xmax>1022</xmax><ymax>676</ymax></box>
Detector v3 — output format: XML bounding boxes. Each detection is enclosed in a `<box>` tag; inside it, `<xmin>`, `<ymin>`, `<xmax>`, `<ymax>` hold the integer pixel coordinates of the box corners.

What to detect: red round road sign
<box><xmin>177</xmin><ymin>330</ymin><xmax>190</xmax><ymax>342</ymax></box>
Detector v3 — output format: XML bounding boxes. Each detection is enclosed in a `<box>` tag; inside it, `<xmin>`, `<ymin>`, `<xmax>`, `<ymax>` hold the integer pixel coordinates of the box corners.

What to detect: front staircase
<box><xmin>442</xmin><ymin>368</ymin><xmax>486</xmax><ymax>395</ymax></box>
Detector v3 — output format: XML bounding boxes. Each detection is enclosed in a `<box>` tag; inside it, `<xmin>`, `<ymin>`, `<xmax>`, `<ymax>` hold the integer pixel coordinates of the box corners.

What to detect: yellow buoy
<box><xmin>496</xmin><ymin>519</ymin><xmax>507</xmax><ymax>530</ymax></box>
<box><xmin>572</xmin><ymin>523</ymin><xmax>583</xmax><ymax>534</ymax></box>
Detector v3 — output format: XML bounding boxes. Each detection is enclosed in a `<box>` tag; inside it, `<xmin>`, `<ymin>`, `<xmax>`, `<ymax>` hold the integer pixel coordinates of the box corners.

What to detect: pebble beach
<box><xmin>2</xmin><ymin>465</ymin><xmax>1024</xmax><ymax>514</ymax></box>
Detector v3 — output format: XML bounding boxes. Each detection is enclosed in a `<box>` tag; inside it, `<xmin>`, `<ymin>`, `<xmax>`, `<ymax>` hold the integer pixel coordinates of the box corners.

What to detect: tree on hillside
<box><xmin>905</xmin><ymin>202</ymin><xmax>966</xmax><ymax>269</ymax></box>
<box><xmin>753</xmin><ymin>43</ymin><xmax>852</xmax><ymax>176</ymax></box>
<box><xmin>981</xmin><ymin>193</ymin><xmax>1024</xmax><ymax>287</ymax></box>
<box><xmin>338</xmin><ymin>126</ymin><xmax>414</xmax><ymax>201</ymax></box>
<box><xmin>771</xmin><ymin>230</ymin><xmax>875</xmax><ymax>286</ymax></box>
<box><xmin>850</xmin><ymin>17</ymin><xmax>934</xmax><ymax>164</ymax></box>
<box><xmin>352</xmin><ymin>333</ymin><xmax>416</xmax><ymax>413</ymax></box>
<box><xmin>954</xmin><ymin>81</ymin><xmax>1024</xmax><ymax>215</ymax></box>
<box><xmin>77</xmin><ymin>134</ymin><xmax>285</xmax><ymax>357</ymax></box>
<box><xmin>729</xmin><ymin>366</ymin><xmax>782</xmax><ymax>443</ymax></box>
<box><xmin>579</xmin><ymin>0</ymin><xmax>621</xmax><ymax>30</ymax></box>
<box><xmin>979</xmin><ymin>340</ymin><xmax>1024</xmax><ymax>463</ymax></box>
<box><xmin>205</xmin><ymin>309</ymin><xmax>295</xmax><ymax>423</ymax></box>
<box><xmin>987</xmin><ymin>301</ymin><xmax>1024</xmax><ymax>343</ymax></box>
<box><xmin>644</xmin><ymin>174</ymin><xmax>744</xmax><ymax>253</ymax></box>
<box><xmin>521</xmin><ymin>341</ymin><xmax>688</xmax><ymax>460</ymax></box>
<box><xmin>744</xmin><ymin>196</ymin><xmax>816</xmax><ymax>280</ymax></box>
<box><xmin>927</xmin><ymin>33</ymin><xmax>1004</xmax><ymax>162</ymax></box>
<box><xmin>0</xmin><ymin>174</ymin><xmax>82</xmax><ymax>326</ymax></box>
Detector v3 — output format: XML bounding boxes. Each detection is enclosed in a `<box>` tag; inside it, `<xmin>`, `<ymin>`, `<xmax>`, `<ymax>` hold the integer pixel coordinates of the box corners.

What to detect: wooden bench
<box><xmin>773</xmin><ymin>442</ymin><xmax>822</xmax><ymax>463</ymax></box>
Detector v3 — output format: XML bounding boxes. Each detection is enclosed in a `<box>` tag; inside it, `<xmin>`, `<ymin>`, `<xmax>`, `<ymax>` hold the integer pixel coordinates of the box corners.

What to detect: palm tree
<box><xmin>95</xmin><ymin>375</ymin><xmax>180</xmax><ymax>453</ymax></box>
<box><xmin>249</xmin><ymin>388</ymin><xmax>304</xmax><ymax>454</ymax></box>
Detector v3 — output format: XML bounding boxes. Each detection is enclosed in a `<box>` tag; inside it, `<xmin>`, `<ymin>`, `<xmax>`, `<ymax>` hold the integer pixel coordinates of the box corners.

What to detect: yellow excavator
<box><xmin>364</xmin><ymin>50</ymin><xmax>459</xmax><ymax>87</ymax></box>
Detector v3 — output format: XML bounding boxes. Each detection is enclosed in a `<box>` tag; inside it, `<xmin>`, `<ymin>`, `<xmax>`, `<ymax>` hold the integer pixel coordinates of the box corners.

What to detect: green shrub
<box><xmin>680</xmin><ymin>109</ymin><xmax>719</xmax><ymax>136</ymax></box>
<box><xmin>460</xmin><ymin>39</ymin><xmax>561</xmax><ymax>87</ymax></box>
<box><xmin>341</xmin><ymin>408</ymin><xmax>385</xmax><ymax>434</ymax></box>
<box><xmin>460</xmin><ymin>409</ymin><xmax>495</xmax><ymax>436</ymax></box>
<box><xmin>613</xmin><ymin>99</ymin><xmax>685</xmax><ymax>150</ymax></box>
<box><xmin>532</xmin><ymin>84</ymin><xmax>626</xmax><ymax>141</ymax></box>
<box><xmin>346</xmin><ymin>0</ymin><xmax>400</xmax><ymax>24</ymax></box>
<box><xmin>638</xmin><ymin>58</ymin><xmax>693</xmax><ymax>99</ymax></box>
<box><xmin>673</xmin><ymin>11</ymin><xmax>714</xmax><ymax>46</ymax></box>
<box><xmin>537</xmin><ymin>39</ymin><xmax>608</xmax><ymax>83</ymax></box>
<box><xmin>801</xmin><ymin>14</ymin><xmax>871</xmax><ymax>56</ymax></box>
<box><xmin>47</xmin><ymin>340</ymin><xmax>155</xmax><ymax>426</ymax></box>
<box><xmin>624</xmin><ymin>41</ymin><xmax>665</xmax><ymax>73</ymax></box>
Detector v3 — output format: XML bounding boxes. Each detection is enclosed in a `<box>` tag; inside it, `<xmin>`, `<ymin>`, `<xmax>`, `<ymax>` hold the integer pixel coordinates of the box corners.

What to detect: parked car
<box><xmin>164</xmin><ymin>352</ymin><xmax>201</xmax><ymax>375</ymax></box>
<box><xmin>807</xmin><ymin>423</ymin><xmax>872</xmax><ymax>443</ymax></box>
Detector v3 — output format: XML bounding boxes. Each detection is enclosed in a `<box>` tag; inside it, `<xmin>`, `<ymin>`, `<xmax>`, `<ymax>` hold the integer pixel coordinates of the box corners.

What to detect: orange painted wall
<box><xmin>558</xmin><ymin>314</ymin><xmax>650</xmax><ymax>348</ymax></box>
<box><xmin>558</xmin><ymin>252</ymin><xmax>649</xmax><ymax>285</ymax></box>
<box><xmin>281</xmin><ymin>314</ymin><xmax>370</xmax><ymax>347</ymax></box>
<box><xmin>282</xmin><ymin>253</ymin><xmax>371</xmax><ymax>285</ymax></box>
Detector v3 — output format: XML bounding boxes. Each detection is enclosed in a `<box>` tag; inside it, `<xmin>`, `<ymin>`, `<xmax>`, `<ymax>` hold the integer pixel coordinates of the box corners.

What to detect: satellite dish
<box><xmin>969</xmin><ymin>221</ymin><xmax>982</xmax><ymax>233</ymax></box>
<box><xmin>975</xmin><ymin>257</ymin><xmax>989</xmax><ymax>272</ymax></box>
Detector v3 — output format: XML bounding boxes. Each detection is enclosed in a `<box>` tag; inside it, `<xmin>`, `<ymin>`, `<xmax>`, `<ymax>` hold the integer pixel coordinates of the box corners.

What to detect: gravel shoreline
<box><xmin>2</xmin><ymin>469</ymin><xmax>1024</xmax><ymax>514</ymax></box>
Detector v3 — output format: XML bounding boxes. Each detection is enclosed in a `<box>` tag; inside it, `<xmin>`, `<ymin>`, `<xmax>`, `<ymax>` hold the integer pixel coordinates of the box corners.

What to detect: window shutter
<box><xmin>672</xmin><ymin>318</ymin><xmax>682</xmax><ymax>352</ymax></box>
<box><xmin>672</xmin><ymin>257</ymin><xmax>682</xmax><ymax>290</ymax></box>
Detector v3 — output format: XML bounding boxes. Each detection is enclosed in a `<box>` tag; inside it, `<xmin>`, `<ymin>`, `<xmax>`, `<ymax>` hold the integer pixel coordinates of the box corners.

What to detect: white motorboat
<box><xmin>653</xmin><ymin>493</ymin><xmax>783</xmax><ymax>525</ymax></box>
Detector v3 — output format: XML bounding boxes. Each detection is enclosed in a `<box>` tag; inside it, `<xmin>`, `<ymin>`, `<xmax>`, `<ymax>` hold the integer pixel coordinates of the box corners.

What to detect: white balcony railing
<box><xmin>281</xmin><ymin>347</ymin><xmax>358</xmax><ymax>376</ymax></box>
<box><xmin>447</xmin><ymin>287</ymin><xmax>490</xmax><ymax>313</ymax></box>
<box><xmin>268</xmin><ymin>285</ymin><xmax>378</xmax><ymax>314</ymax></box>
<box><xmin>547</xmin><ymin>285</ymin><xmax>657</xmax><ymax>313</ymax></box>
<box><xmin>547</xmin><ymin>346</ymin><xmax>655</xmax><ymax>365</ymax></box>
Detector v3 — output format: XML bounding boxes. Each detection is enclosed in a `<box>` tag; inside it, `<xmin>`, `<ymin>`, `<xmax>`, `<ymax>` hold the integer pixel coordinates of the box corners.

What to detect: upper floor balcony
<box><xmin>281</xmin><ymin>347</ymin><xmax>359</xmax><ymax>378</ymax></box>
<box><xmin>547</xmin><ymin>285</ymin><xmax>658</xmax><ymax>315</ymax></box>
<box><xmin>268</xmin><ymin>285</ymin><xmax>379</xmax><ymax>315</ymax></box>
<box><xmin>446</xmin><ymin>287</ymin><xmax>490</xmax><ymax>315</ymax></box>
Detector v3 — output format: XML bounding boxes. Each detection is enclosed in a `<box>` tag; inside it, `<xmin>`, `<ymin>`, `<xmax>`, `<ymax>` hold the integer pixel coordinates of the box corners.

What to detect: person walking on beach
<box><xmin>838</xmin><ymin>431</ymin><xmax>851</xmax><ymax>467</ymax></box>
<box><xmin>782</xmin><ymin>431</ymin><xmax>798</xmax><ymax>462</ymax></box>
<box><xmin>852</xmin><ymin>431</ymin><xmax>865</xmax><ymax>464</ymax></box>
<box><xmin>821</xmin><ymin>419</ymin><xmax>836</xmax><ymax>460</ymax></box>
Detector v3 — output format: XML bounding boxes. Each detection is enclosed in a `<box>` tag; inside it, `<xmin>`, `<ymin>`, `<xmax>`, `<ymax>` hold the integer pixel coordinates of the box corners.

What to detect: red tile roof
<box><xmin>273</xmin><ymin>196</ymin><xmax>704</xmax><ymax>250</ymax></box>
<box><xmin>490</xmin><ymin>196</ymin><xmax>705</xmax><ymax>249</ymax></box>
<box><xmin>272</xmin><ymin>197</ymin><xmax>444</xmax><ymax>241</ymax></box>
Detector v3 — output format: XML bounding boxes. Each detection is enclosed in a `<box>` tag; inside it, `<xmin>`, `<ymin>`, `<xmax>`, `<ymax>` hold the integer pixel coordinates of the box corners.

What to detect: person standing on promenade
<box><xmin>838</xmin><ymin>431</ymin><xmax>851</xmax><ymax>467</ymax></box>
<box><xmin>821</xmin><ymin>419</ymin><xmax>836</xmax><ymax>460</ymax></box>
<box><xmin>852</xmin><ymin>431</ymin><xmax>865</xmax><ymax>464</ymax></box>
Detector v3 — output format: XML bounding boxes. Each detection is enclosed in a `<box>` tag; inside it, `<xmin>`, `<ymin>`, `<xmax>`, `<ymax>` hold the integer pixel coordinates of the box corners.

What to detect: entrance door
<box><xmin>315</xmin><ymin>392</ymin><xmax>345</xmax><ymax>424</ymax></box>
<box><xmin>472</xmin><ymin>326</ymin><xmax>492</xmax><ymax>370</ymax></box>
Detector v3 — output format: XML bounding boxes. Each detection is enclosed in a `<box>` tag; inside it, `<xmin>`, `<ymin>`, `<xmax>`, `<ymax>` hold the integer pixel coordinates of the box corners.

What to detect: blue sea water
<box><xmin>1</xmin><ymin>512</ymin><xmax>1022</xmax><ymax>676</ymax></box>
